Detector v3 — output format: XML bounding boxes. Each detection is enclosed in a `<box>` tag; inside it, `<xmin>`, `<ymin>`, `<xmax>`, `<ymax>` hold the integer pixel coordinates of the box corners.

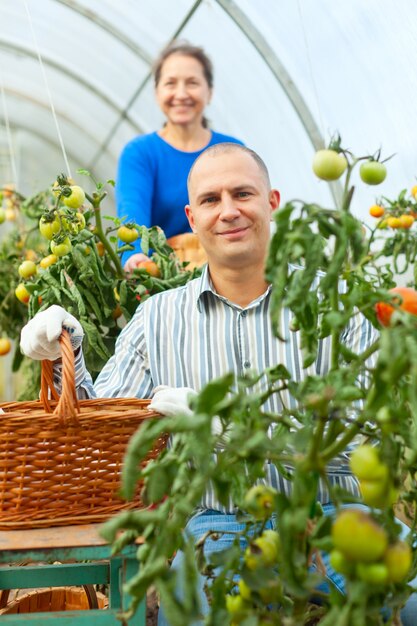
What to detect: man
<box><xmin>20</xmin><ymin>144</ymin><xmax>415</xmax><ymax>625</ymax></box>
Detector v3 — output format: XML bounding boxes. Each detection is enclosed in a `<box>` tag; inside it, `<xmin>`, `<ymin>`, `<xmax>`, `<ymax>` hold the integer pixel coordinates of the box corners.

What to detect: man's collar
<box><xmin>196</xmin><ymin>265</ymin><xmax>271</xmax><ymax>313</ymax></box>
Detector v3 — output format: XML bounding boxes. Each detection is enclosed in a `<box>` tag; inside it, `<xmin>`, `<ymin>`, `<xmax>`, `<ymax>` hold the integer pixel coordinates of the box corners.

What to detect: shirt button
<box><xmin>243</xmin><ymin>360</ymin><xmax>251</xmax><ymax>368</ymax></box>
<box><xmin>241</xmin><ymin>310</ymin><xmax>247</xmax><ymax>317</ymax></box>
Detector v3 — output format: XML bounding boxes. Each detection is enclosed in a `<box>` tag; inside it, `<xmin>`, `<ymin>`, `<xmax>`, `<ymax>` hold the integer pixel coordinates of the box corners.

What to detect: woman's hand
<box><xmin>123</xmin><ymin>253</ymin><xmax>150</xmax><ymax>273</ymax></box>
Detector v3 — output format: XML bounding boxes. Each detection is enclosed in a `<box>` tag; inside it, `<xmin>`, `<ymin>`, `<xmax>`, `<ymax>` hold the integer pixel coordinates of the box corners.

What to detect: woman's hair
<box><xmin>153</xmin><ymin>41</ymin><xmax>213</xmax><ymax>128</ymax></box>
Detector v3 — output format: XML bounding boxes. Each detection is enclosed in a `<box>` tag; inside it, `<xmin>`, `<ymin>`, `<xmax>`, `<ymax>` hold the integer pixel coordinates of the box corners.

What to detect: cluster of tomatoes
<box><xmin>368</xmin><ymin>185</ymin><xmax>417</xmax><ymax>230</ymax></box>
<box><xmin>14</xmin><ymin>181</ymin><xmax>86</xmax><ymax>307</ymax></box>
<box><xmin>0</xmin><ymin>184</ymin><xmax>20</xmax><ymax>224</ymax></box>
<box><xmin>331</xmin><ymin>509</ymin><xmax>411</xmax><ymax>585</ymax></box>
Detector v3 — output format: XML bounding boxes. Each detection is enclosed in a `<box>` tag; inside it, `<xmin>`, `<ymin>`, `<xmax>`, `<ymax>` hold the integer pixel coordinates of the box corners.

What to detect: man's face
<box><xmin>185</xmin><ymin>151</ymin><xmax>280</xmax><ymax>270</ymax></box>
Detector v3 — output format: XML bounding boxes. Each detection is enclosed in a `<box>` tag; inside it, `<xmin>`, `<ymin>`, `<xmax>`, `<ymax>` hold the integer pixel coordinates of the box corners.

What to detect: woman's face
<box><xmin>155</xmin><ymin>54</ymin><xmax>212</xmax><ymax>128</ymax></box>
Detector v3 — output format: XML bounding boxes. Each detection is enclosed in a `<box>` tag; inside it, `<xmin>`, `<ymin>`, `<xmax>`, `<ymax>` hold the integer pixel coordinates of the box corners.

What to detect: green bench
<box><xmin>0</xmin><ymin>524</ymin><xmax>145</xmax><ymax>625</ymax></box>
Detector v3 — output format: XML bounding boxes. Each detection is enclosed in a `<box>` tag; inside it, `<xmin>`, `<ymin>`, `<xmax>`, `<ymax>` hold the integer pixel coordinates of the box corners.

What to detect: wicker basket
<box><xmin>0</xmin><ymin>585</ymin><xmax>107</xmax><ymax>614</ymax></box>
<box><xmin>167</xmin><ymin>233</ymin><xmax>207</xmax><ymax>270</ymax></box>
<box><xmin>0</xmin><ymin>331</ymin><xmax>165</xmax><ymax>530</ymax></box>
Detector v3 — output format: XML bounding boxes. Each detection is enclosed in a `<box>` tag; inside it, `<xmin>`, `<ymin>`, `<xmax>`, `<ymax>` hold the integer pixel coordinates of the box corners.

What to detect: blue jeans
<box><xmin>158</xmin><ymin>505</ymin><xmax>417</xmax><ymax>626</ymax></box>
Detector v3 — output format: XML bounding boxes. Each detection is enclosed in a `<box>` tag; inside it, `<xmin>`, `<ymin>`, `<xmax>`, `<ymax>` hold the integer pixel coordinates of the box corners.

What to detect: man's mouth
<box><xmin>218</xmin><ymin>227</ymin><xmax>248</xmax><ymax>239</ymax></box>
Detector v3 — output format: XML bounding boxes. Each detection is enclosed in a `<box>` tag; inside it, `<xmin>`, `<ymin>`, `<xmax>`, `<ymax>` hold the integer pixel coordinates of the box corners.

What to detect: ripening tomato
<box><xmin>62</xmin><ymin>185</ymin><xmax>85</xmax><ymax>209</ymax></box>
<box><xmin>386</xmin><ymin>216</ymin><xmax>402</xmax><ymax>229</ymax></box>
<box><xmin>244</xmin><ymin>529</ymin><xmax>280</xmax><ymax>570</ymax></box>
<box><xmin>39</xmin><ymin>215</ymin><xmax>61</xmax><ymax>240</ymax></box>
<box><xmin>332</xmin><ymin>509</ymin><xmax>388</xmax><ymax>562</ymax></box>
<box><xmin>5</xmin><ymin>208</ymin><xmax>16</xmax><ymax>221</ymax></box>
<box><xmin>384</xmin><ymin>541</ymin><xmax>412</xmax><ymax>583</ymax></box>
<box><xmin>137</xmin><ymin>260</ymin><xmax>161</xmax><ymax>277</ymax></box>
<box><xmin>360</xmin><ymin>161</ymin><xmax>387</xmax><ymax>185</ymax></box>
<box><xmin>96</xmin><ymin>242</ymin><xmax>105</xmax><ymax>257</ymax></box>
<box><xmin>399</xmin><ymin>214</ymin><xmax>414</xmax><ymax>229</ymax></box>
<box><xmin>50</xmin><ymin>237</ymin><xmax>72</xmax><ymax>257</ymax></box>
<box><xmin>15</xmin><ymin>283</ymin><xmax>30</xmax><ymax>304</ymax></box>
<box><xmin>375</xmin><ymin>287</ymin><xmax>417</xmax><ymax>327</ymax></box>
<box><xmin>369</xmin><ymin>205</ymin><xmax>385</xmax><ymax>218</ymax></box>
<box><xmin>411</xmin><ymin>185</ymin><xmax>417</xmax><ymax>199</ymax></box>
<box><xmin>0</xmin><ymin>338</ymin><xmax>11</xmax><ymax>356</ymax></box>
<box><xmin>18</xmin><ymin>260</ymin><xmax>37</xmax><ymax>279</ymax></box>
<box><xmin>40</xmin><ymin>254</ymin><xmax>58</xmax><ymax>269</ymax></box>
<box><xmin>359</xmin><ymin>479</ymin><xmax>390</xmax><ymax>509</ymax></box>
<box><xmin>312</xmin><ymin>149</ymin><xmax>348</xmax><ymax>181</ymax></box>
<box><xmin>117</xmin><ymin>225</ymin><xmax>139</xmax><ymax>243</ymax></box>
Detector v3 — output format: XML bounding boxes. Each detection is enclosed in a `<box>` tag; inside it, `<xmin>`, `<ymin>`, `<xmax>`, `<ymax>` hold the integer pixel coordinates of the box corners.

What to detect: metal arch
<box><xmin>0</xmin><ymin>86</ymin><xmax>110</xmax><ymax>161</ymax></box>
<box><xmin>0</xmin><ymin>120</ymin><xmax>96</xmax><ymax>179</ymax></box>
<box><xmin>0</xmin><ymin>39</ymin><xmax>144</xmax><ymax>136</ymax></box>
<box><xmin>53</xmin><ymin>0</ymin><xmax>153</xmax><ymax>66</ymax></box>
<box><xmin>87</xmin><ymin>0</ymin><xmax>204</xmax><ymax>169</ymax></box>
<box><xmin>214</xmin><ymin>0</ymin><xmax>343</xmax><ymax>206</ymax></box>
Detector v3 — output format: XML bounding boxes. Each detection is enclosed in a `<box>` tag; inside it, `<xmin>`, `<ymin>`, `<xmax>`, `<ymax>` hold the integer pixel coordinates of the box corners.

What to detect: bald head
<box><xmin>187</xmin><ymin>143</ymin><xmax>271</xmax><ymax>197</ymax></box>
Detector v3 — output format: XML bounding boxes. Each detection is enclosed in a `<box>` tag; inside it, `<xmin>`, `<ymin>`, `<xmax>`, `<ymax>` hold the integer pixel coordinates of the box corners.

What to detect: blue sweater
<box><xmin>116</xmin><ymin>130</ymin><xmax>244</xmax><ymax>258</ymax></box>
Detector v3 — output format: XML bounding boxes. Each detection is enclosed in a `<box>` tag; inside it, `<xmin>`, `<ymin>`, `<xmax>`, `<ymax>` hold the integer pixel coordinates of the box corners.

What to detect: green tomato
<box><xmin>244</xmin><ymin>531</ymin><xmax>280</xmax><ymax>570</ymax></box>
<box><xmin>0</xmin><ymin>208</ymin><xmax>5</xmax><ymax>224</ymax></box>
<box><xmin>242</xmin><ymin>485</ymin><xmax>277</xmax><ymax>521</ymax></box>
<box><xmin>225</xmin><ymin>594</ymin><xmax>249</xmax><ymax>622</ymax></box>
<box><xmin>39</xmin><ymin>215</ymin><xmax>61</xmax><ymax>240</ymax></box>
<box><xmin>349</xmin><ymin>445</ymin><xmax>388</xmax><ymax>481</ymax></box>
<box><xmin>356</xmin><ymin>562</ymin><xmax>389</xmax><ymax>585</ymax></box>
<box><xmin>332</xmin><ymin>509</ymin><xmax>388</xmax><ymax>562</ymax></box>
<box><xmin>51</xmin><ymin>237</ymin><xmax>72</xmax><ymax>257</ymax></box>
<box><xmin>117</xmin><ymin>225</ymin><xmax>139</xmax><ymax>243</ymax></box>
<box><xmin>312</xmin><ymin>149</ymin><xmax>348</xmax><ymax>181</ymax></box>
<box><xmin>360</xmin><ymin>160</ymin><xmax>387</xmax><ymax>185</ymax></box>
<box><xmin>62</xmin><ymin>185</ymin><xmax>86</xmax><ymax>209</ymax></box>
<box><xmin>329</xmin><ymin>549</ymin><xmax>355</xmax><ymax>576</ymax></box>
<box><xmin>18</xmin><ymin>260</ymin><xmax>37</xmax><ymax>279</ymax></box>
<box><xmin>384</xmin><ymin>541</ymin><xmax>412</xmax><ymax>583</ymax></box>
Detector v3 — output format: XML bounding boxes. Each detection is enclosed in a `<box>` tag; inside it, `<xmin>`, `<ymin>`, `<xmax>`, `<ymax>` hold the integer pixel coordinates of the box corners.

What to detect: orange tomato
<box><xmin>411</xmin><ymin>184</ymin><xmax>417</xmax><ymax>199</ymax></box>
<box><xmin>96</xmin><ymin>242</ymin><xmax>105</xmax><ymax>257</ymax></box>
<box><xmin>375</xmin><ymin>287</ymin><xmax>417</xmax><ymax>327</ymax></box>
<box><xmin>369</xmin><ymin>204</ymin><xmax>385</xmax><ymax>218</ymax></box>
<box><xmin>0</xmin><ymin>338</ymin><xmax>11</xmax><ymax>356</ymax></box>
<box><xmin>137</xmin><ymin>260</ymin><xmax>161</xmax><ymax>277</ymax></box>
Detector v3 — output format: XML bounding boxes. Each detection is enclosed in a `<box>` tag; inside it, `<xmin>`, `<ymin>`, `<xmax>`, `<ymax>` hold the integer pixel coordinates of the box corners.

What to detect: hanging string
<box><xmin>0</xmin><ymin>68</ymin><xmax>19</xmax><ymax>188</ymax></box>
<box><xmin>22</xmin><ymin>0</ymin><xmax>72</xmax><ymax>178</ymax></box>
<box><xmin>296</xmin><ymin>0</ymin><xmax>326</xmax><ymax>143</ymax></box>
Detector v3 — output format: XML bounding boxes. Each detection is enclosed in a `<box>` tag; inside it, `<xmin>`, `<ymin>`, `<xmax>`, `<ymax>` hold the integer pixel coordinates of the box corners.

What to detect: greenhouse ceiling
<box><xmin>0</xmin><ymin>0</ymin><xmax>416</xmax><ymax>223</ymax></box>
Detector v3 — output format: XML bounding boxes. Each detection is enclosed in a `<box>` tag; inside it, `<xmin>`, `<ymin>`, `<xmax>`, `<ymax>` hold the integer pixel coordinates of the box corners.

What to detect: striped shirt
<box><xmin>63</xmin><ymin>264</ymin><xmax>378</xmax><ymax>511</ymax></box>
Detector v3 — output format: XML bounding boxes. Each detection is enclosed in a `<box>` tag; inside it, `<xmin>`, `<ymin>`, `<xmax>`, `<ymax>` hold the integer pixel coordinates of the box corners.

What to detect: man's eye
<box><xmin>237</xmin><ymin>191</ymin><xmax>250</xmax><ymax>197</ymax></box>
<box><xmin>202</xmin><ymin>197</ymin><xmax>217</xmax><ymax>204</ymax></box>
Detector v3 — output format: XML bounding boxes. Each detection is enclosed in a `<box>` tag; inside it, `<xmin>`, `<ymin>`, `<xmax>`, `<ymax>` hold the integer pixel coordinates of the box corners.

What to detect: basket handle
<box><xmin>40</xmin><ymin>329</ymin><xmax>80</xmax><ymax>426</ymax></box>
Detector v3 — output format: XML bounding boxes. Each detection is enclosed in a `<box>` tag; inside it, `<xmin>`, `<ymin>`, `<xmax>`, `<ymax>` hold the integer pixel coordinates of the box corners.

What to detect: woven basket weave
<box><xmin>0</xmin><ymin>586</ymin><xmax>107</xmax><ymax>614</ymax></box>
<box><xmin>0</xmin><ymin>331</ymin><xmax>165</xmax><ymax>530</ymax></box>
<box><xmin>167</xmin><ymin>233</ymin><xmax>207</xmax><ymax>270</ymax></box>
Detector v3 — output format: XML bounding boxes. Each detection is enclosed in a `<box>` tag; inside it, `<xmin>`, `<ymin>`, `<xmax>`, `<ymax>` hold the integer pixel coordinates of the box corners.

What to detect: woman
<box><xmin>116</xmin><ymin>41</ymin><xmax>243</xmax><ymax>271</ymax></box>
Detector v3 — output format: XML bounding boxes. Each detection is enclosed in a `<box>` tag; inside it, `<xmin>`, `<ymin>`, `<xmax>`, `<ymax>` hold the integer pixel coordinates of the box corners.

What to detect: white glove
<box><xmin>149</xmin><ymin>385</ymin><xmax>231</xmax><ymax>446</ymax></box>
<box><xmin>149</xmin><ymin>385</ymin><xmax>197</xmax><ymax>416</ymax></box>
<box><xmin>20</xmin><ymin>305</ymin><xmax>84</xmax><ymax>361</ymax></box>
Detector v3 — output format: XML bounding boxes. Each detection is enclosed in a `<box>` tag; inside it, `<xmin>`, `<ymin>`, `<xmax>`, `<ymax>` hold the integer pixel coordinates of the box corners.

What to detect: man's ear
<box><xmin>185</xmin><ymin>204</ymin><xmax>197</xmax><ymax>233</ymax></box>
<box><xmin>269</xmin><ymin>189</ymin><xmax>280</xmax><ymax>215</ymax></box>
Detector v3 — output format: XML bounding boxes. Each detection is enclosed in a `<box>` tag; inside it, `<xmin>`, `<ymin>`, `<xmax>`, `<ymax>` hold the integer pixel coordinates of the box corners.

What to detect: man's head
<box><xmin>185</xmin><ymin>143</ymin><xmax>280</xmax><ymax>272</ymax></box>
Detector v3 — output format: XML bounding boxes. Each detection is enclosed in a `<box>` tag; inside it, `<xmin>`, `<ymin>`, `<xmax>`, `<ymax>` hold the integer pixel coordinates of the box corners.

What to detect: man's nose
<box><xmin>219</xmin><ymin>196</ymin><xmax>241</xmax><ymax>220</ymax></box>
